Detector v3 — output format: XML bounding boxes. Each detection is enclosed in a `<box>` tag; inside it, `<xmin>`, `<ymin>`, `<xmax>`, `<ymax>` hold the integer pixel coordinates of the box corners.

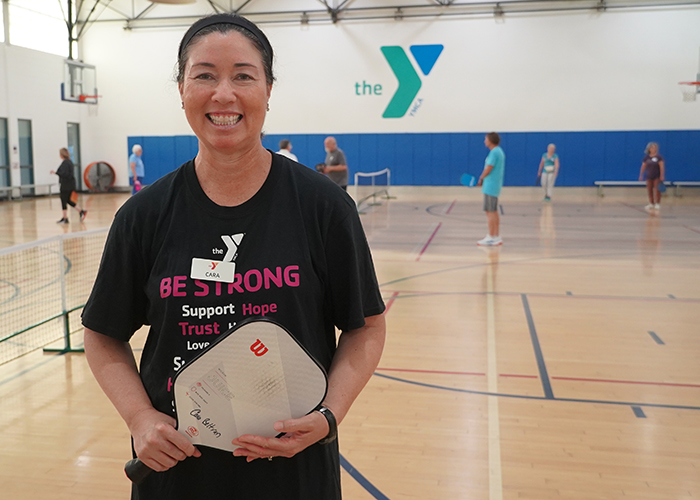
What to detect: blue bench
<box><xmin>672</xmin><ymin>181</ymin><xmax>700</xmax><ymax>196</ymax></box>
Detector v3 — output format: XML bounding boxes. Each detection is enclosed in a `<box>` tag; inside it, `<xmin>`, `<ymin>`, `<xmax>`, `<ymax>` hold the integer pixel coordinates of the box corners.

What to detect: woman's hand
<box><xmin>231</xmin><ymin>410</ymin><xmax>329</xmax><ymax>462</ymax></box>
<box><xmin>129</xmin><ymin>407</ymin><xmax>201</xmax><ymax>472</ymax></box>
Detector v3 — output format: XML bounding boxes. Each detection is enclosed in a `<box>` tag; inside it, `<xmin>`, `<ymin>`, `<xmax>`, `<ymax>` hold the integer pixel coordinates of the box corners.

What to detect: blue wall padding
<box><xmin>129</xmin><ymin>130</ymin><xmax>700</xmax><ymax>187</ymax></box>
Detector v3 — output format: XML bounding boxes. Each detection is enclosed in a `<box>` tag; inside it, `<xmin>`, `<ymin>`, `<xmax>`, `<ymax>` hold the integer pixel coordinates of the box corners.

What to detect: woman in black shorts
<box><xmin>51</xmin><ymin>148</ymin><xmax>87</xmax><ymax>223</ymax></box>
<box><xmin>638</xmin><ymin>142</ymin><xmax>665</xmax><ymax>211</ymax></box>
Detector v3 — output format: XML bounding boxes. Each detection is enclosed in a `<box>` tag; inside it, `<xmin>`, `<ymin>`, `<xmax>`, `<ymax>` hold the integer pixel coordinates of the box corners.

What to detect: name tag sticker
<box><xmin>191</xmin><ymin>258</ymin><xmax>236</xmax><ymax>283</ymax></box>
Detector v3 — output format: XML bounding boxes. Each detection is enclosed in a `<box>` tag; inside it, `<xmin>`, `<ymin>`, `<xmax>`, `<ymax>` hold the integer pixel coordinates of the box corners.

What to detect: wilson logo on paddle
<box><xmin>381</xmin><ymin>44</ymin><xmax>443</xmax><ymax>118</ymax></box>
<box><xmin>250</xmin><ymin>339</ymin><xmax>269</xmax><ymax>357</ymax></box>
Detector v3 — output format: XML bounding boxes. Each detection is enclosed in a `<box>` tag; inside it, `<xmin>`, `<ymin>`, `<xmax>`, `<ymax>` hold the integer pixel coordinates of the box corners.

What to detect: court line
<box><xmin>373</xmin><ymin>372</ymin><xmax>700</xmax><ymax>412</ymax></box>
<box><xmin>415</xmin><ymin>222</ymin><xmax>442</xmax><ymax>261</ymax></box>
<box><xmin>631</xmin><ymin>406</ymin><xmax>647</xmax><ymax>418</ymax></box>
<box><xmin>682</xmin><ymin>225</ymin><xmax>700</xmax><ymax>235</ymax></box>
<box><xmin>383</xmin><ymin>292</ymin><xmax>400</xmax><ymax>313</ymax></box>
<box><xmin>340</xmin><ymin>454</ymin><xmax>390</xmax><ymax>500</ymax></box>
<box><xmin>376</xmin><ymin>368</ymin><xmax>700</xmax><ymax>389</ymax></box>
<box><xmin>521</xmin><ymin>294</ymin><xmax>554</xmax><ymax>399</ymax></box>
<box><xmin>647</xmin><ymin>330</ymin><xmax>665</xmax><ymax>345</ymax></box>
<box><xmin>486</xmin><ymin>266</ymin><xmax>503</xmax><ymax>500</ymax></box>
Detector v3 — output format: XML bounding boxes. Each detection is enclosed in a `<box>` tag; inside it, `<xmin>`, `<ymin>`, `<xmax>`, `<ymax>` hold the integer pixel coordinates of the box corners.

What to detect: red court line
<box><xmin>375</xmin><ymin>369</ymin><xmax>699</xmax><ymax>389</ymax></box>
<box><xmin>376</xmin><ymin>367</ymin><xmax>485</xmax><ymax>376</ymax></box>
<box><xmin>416</xmin><ymin>222</ymin><xmax>442</xmax><ymax>261</ymax></box>
<box><xmin>683</xmin><ymin>225</ymin><xmax>700</xmax><ymax>235</ymax></box>
<box><xmin>445</xmin><ymin>200</ymin><xmax>457</xmax><ymax>215</ymax></box>
<box><xmin>384</xmin><ymin>291</ymin><xmax>400</xmax><ymax>313</ymax></box>
<box><xmin>552</xmin><ymin>376</ymin><xmax>700</xmax><ymax>389</ymax></box>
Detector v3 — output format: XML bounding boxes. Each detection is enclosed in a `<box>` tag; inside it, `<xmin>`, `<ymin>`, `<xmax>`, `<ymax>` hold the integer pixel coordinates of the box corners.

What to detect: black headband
<box><xmin>178</xmin><ymin>14</ymin><xmax>273</xmax><ymax>61</ymax></box>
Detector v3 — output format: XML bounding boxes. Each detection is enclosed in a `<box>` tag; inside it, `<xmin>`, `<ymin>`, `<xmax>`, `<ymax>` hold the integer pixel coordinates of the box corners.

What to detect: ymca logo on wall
<box><xmin>381</xmin><ymin>44</ymin><xmax>444</xmax><ymax>118</ymax></box>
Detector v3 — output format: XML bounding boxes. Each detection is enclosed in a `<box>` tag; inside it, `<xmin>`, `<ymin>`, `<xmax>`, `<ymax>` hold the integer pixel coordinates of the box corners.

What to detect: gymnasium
<box><xmin>1</xmin><ymin>1</ymin><xmax>699</xmax><ymax>498</ymax></box>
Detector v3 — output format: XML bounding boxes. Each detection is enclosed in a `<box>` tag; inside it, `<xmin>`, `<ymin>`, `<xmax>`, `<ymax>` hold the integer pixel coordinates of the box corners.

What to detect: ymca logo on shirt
<box><xmin>191</xmin><ymin>233</ymin><xmax>244</xmax><ymax>283</ymax></box>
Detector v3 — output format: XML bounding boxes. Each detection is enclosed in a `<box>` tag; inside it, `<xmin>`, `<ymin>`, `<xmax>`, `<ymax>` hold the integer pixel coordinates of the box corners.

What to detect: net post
<box><xmin>43</xmin><ymin>236</ymin><xmax>84</xmax><ymax>354</ymax></box>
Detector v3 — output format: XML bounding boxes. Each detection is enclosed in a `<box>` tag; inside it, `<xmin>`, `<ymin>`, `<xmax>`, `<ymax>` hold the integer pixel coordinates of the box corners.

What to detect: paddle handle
<box><xmin>124</xmin><ymin>458</ymin><xmax>154</xmax><ymax>484</ymax></box>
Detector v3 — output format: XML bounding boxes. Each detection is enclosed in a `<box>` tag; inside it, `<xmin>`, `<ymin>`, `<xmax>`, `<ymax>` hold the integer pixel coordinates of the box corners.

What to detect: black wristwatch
<box><xmin>316</xmin><ymin>405</ymin><xmax>338</xmax><ymax>445</ymax></box>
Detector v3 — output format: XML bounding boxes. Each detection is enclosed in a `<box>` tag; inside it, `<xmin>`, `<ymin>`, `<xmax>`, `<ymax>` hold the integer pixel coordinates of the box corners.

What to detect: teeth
<box><xmin>208</xmin><ymin>114</ymin><xmax>241</xmax><ymax>126</ymax></box>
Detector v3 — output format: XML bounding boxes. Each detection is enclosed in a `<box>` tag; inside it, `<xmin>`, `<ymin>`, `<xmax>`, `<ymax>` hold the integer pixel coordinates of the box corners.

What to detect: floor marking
<box><xmin>632</xmin><ymin>406</ymin><xmax>647</xmax><ymax>418</ymax></box>
<box><xmin>499</xmin><ymin>204</ymin><xmax>504</xmax><ymax>215</ymax></box>
<box><xmin>445</xmin><ymin>200</ymin><xmax>457</xmax><ymax>214</ymax></box>
<box><xmin>647</xmin><ymin>330</ymin><xmax>665</xmax><ymax>345</ymax></box>
<box><xmin>414</xmin><ymin>222</ymin><xmax>442</xmax><ymax>261</ymax></box>
<box><xmin>340</xmin><ymin>454</ymin><xmax>391</xmax><ymax>500</ymax></box>
<box><xmin>373</xmin><ymin>372</ymin><xmax>700</xmax><ymax>412</ymax></box>
<box><xmin>521</xmin><ymin>294</ymin><xmax>554</xmax><ymax>399</ymax></box>
<box><xmin>486</xmin><ymin>265</ymin><xmax>503</xmax><ymax>500</ymax></box>
<box><xmin>566</xmin><ymin>291</ymin><xmax>573</xmax><ymax>296</ymax></box>
<box><xmin>383</xmin><ymin>292</ymin><xmax>400</xmax><ymax>313</ymax></box>
<box><xmin>667</xmin><ymin>294</ymin><xmax>676</xmax><ymax>299</ymax></box>
<box><xmin>552</xmin><ymin>375</ymin><xmax>699</xmax><ymax>388</ymax></box>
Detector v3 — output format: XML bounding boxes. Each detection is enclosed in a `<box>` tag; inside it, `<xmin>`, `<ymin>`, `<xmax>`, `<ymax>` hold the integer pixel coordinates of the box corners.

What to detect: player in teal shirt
<box><xmin>477</xmin><ymin>132</ymin><xmax>505</xmax><ymax>246</ymax></box>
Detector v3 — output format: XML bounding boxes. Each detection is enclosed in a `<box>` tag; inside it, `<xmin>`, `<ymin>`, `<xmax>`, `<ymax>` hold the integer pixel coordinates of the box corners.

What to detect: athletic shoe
<box><xmin>56</xmin><ymin>218</ymin><xmax>68</xmax><ymax>224</ymax></box>
<box><xmin>80</xmin><ymin>210</ymin><xmax>88</xmax><ymax>221</ymax></box>
<box><xmin>477</xmin><ymin>235</ymin><xmax>502</xmax><ymax>246</ymax></box>
<box><xmin>654</xmin><ymin>204</ymin><xmax>660</xmax><ymax>210</ymax></box>
<box><xmin>645</xmin><ymin>204</ymin><xmax>654</xmax><ymax>210</ymax></box>
<box><xmin>543</xmin><ymin>196</ymin><xmax>551</xmax><ymax>202</ymax></box>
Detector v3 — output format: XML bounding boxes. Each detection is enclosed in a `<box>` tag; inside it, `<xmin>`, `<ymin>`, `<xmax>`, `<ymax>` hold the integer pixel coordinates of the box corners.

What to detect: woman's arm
<box><xmin>538</xmin><ymin>157</ymin><xmax>544</xmax><ymax>175</ymax></box>
<box><xmin>639</xmin><ymin>163</ymin><xmax>646</xmax><ymax>181</ymax></box>
<box><xmin>232</xmin><ymin>313</ymin><xmax>386</xmax><ymax>460</ymax></box>
<box><xmin>659</xmin><ymin>160</ymin><xmax>665</xmax><ymax>181</ymax></box>
<box><xmin>554</xmin><ymin>157</ymin><xmax>560</xmax><ymax>176</ymax></box>
<box><xmin>84</xmin><ymin>328</ymin><xmax>200</xmax><ymax>471</ymax></box>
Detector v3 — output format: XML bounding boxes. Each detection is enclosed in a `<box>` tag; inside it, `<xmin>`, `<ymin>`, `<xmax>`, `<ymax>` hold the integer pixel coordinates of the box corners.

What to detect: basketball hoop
<box><xmin>679</xmin><ymin>82</ymin><xmax>700</xmax><ymax>102</ymax></box>
<box><xmin>78</xmin><ymin>94</ymin><xmax>100</xmax><ymax>103</ymax></box>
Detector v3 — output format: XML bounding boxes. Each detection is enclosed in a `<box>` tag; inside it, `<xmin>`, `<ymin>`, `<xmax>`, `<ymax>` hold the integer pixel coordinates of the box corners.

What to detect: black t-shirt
<box><xmin>56</xmin><ymin>159</ymin><xmax>76</xmax><ymax>192</ymax></box>
<box><xmin>82</xmin><ymin>152</ymin><xmax>385</xmax><ymax>500</ymax></box>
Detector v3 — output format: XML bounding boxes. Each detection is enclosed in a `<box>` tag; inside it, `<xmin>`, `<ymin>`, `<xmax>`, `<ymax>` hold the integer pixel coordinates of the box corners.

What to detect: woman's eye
<box><xmin>194</xmin><ymin>73</ymin><xmax>213</xmax><ymax>80</ymax></box>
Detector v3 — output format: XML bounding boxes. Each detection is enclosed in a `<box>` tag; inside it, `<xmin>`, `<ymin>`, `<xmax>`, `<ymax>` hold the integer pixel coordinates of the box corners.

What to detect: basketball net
<box><xmin>679</xmin><ymin>82</ymin><xmax>700</xmax><ymax>102</ymax></box>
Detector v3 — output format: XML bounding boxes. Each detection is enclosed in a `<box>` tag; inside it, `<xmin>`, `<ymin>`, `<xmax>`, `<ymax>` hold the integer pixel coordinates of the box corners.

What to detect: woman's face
<box><xmin>648</xmin><ymin>144</ymin><xmax>658</xmax><ymax>156</ymax></box>
<box><xmin>547</xmin><ymin>145</ymin><xmax>555</xmax><ymax>155</ymax></box>
<box><xmin>179</xmin><ymin>31</ymin><xmax>271</xmax><ymax>156</ymax></box>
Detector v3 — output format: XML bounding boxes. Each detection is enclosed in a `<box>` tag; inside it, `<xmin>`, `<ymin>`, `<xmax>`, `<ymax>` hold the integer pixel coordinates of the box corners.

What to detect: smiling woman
<box><xmin>81</xmin><ymin>12</ymin><xmax>386</xmax><ymax>500</ymax></box>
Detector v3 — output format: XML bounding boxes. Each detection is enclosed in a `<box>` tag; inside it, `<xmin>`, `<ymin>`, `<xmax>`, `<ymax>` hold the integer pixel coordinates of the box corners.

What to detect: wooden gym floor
<box><xmin>0</xmin><ymin>186</ymin><xmax>699</xmax><ymax>499</ymax></box>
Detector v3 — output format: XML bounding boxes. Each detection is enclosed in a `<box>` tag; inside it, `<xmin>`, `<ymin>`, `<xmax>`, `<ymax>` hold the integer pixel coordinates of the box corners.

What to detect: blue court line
<box><xmin>340</xmin><ymin>454</ymin><xmax>390</xmax><ymax>500</ymax></box>
<box><xmin>499</xmin><ymin>204</ymin><xmax>504</xmax><ymax>215</ymax></box>
<box><xmin>647</xmin><ymin>331</ymin><xmax>665</xmax><ymax>345</ymax></box>
<box><xmin>632</xmin><ymin>406</ymin><xmax>646</xmax><ymax>418</ymax></box>
<box><xmin>373</xmin><ymin>372</ymin><xmax>700</xmax><ymax>412</ymax></box>
<box><xmin>668</xmin><ymin>294</ymin><xmax>676</xmax><ymax>299</ymax></box>
<box><xmin>521</xmin><ymin>294</ymin><xmax>554</xmax><ymax>399</ymax></box>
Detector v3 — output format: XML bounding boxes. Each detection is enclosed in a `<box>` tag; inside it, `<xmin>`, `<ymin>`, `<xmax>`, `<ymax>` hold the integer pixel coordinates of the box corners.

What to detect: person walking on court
<box><xmin>129</xmin><ymin>144</ymin><xmax>145</xmax><ymax>194</ymax></box>
<box><xmin>276</xmin><ymin>139</ymin><xmax>298</xmax><ymax>161</ymax></box>
<box><xmin>639</xmin><ymin>142</ymin><xmax>665</xmax><ymax>211</ymax></box>
<box><xmin>477</xmin><ymin>132</ymin><xmax>505</xmax><ymax>246</ymax></box>
<box><xmin>50</xmin><ymin>148</ymin><xmax>86</xmax><ymax>223</ymax></box>
<box><xmin>323</xmin><ymin>136</ymin><xmax>348</xmax><ymax>191</ymax></box>
<box><xmin>537</xmin><ymin>143</ymin><xmax>559</xmax><ymax>202</ymax></box>
<box><xmin>82</xmin><ymin>13</ymin><xmax>385</xmax><ymax>500</ymax></box>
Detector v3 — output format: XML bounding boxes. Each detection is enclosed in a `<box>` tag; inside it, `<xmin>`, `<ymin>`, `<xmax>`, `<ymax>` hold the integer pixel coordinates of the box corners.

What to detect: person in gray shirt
<box><xmin>323</xmin><ymin>136</ymin><xmax>348</xmax><ymax>191</ymax></box>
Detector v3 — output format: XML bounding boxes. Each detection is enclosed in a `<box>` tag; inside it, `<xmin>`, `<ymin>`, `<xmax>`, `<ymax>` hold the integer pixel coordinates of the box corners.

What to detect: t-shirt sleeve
<box><xmin>324</xmin><ymin>208</ymin><xmax>385</xmax><ymax>332</ymax></box>
<box><xmin>336</xmin><ymin>150</ymin><xmax>347</xmax><ymax>165</ymax></box>
<box><xmin>485</xmin><ymin>150</ymin><xmax>496</xmax><ymax>167</ymax></box>
<box><xmin>81</xmin><ymin>206</ymin><xmax>149</xmax><ymax>341</ymax></box>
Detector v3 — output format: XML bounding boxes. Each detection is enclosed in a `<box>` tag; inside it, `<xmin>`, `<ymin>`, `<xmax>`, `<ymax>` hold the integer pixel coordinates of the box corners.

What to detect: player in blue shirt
<box><xmin>477</xmin><ymin>132</ymin><xmax>505</xmax><ymax>246</ymax></box>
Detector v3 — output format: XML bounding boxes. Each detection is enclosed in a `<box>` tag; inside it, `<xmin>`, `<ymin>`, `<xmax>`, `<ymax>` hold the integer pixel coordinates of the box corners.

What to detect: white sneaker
<box><xmin>654</xmin><ymin>204</ymin><xmax>660</xmax><ymax>210</ymax></box>
<box><xmin>477</xmin><ymin>235</ymin><xmax>503</xmax><ymax>246</ymax></box>
<box><xmin>645</xmin><ymin>204</ymin><xmax>654</xmax><ymax>210</ymax></box>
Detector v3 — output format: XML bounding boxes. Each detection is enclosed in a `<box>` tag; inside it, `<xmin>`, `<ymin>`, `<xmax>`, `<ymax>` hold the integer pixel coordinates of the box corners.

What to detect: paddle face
<box><xmin>460</xmin><ymin>173</ymin><xmax>476</xmax><ymax>187</ymax></box>
<box><xmin>124</xmin><ymin>318</ymin><xmax>327</xmax><ymax>484</ymax></box>
<box><xmin>658</xmin><ymin>182</ymin><xmax>666</xmax><ymax>193</ymax></box>
<box><xmin>173</xmin><ymin>318</ymin><xmax>328</xmax><ymax>451</ymax></box>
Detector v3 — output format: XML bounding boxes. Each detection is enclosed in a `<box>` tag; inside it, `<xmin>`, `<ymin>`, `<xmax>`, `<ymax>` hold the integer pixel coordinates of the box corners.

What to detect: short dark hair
<box><xmin>486</xmin><ymin>132</ymin><xmax>500</xmax><ymax>146</ymax></box>
<box><xmin>279</xmin><ymin>139</ymin><xmax>290</xmax><ymax>150</ymax></box>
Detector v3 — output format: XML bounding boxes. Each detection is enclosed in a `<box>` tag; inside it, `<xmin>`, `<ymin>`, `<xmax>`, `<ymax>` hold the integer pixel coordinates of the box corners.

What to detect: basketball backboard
<box><xmin>61</xmin><ymin>59</ymin><xmax>98</xmax><ymax>104</ymax></box>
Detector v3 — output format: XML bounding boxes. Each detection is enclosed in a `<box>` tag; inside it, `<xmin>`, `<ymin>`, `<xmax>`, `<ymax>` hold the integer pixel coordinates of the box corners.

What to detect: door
<box><xmin>18</xmin><ymin>119</ymin><xmax>33</xmax><ymax>196</ymax></box>
<box><xmin>67</xmin><ymin>123</ymin><xmax>81</xmax><ymax>191</ymax></box>
<box><xmin>0</xmin><ymin>118</ymin><xmax>9</xmax><ymax>189</ymax></box>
